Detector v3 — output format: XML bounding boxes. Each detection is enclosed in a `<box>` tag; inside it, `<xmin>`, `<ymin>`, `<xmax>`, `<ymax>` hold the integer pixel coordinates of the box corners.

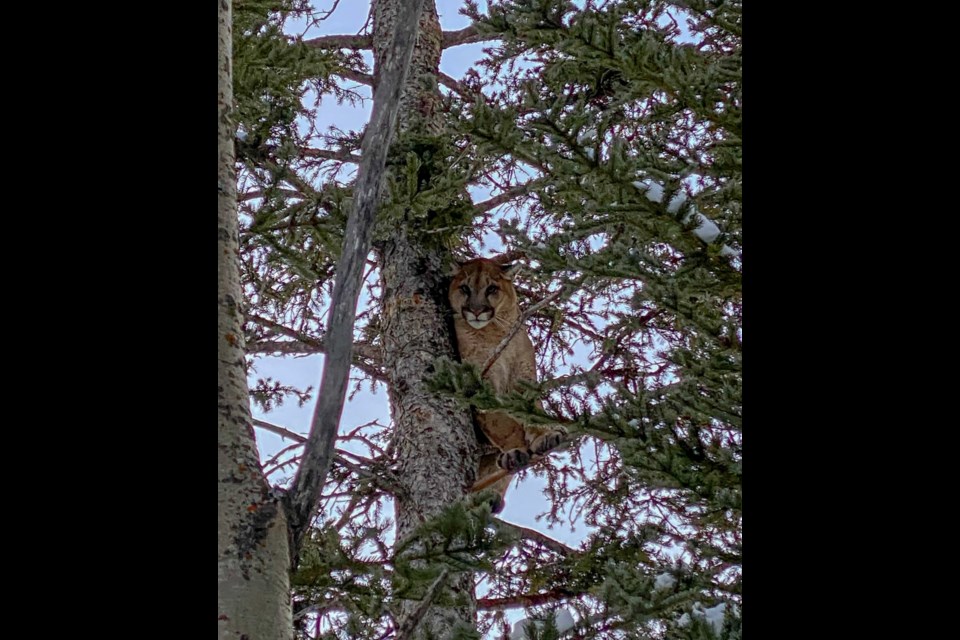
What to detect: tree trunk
<box><xmin>218</xmin><ymin>1</ymin><xmax>293</xmax><ymax>637</ymax></box>
<box><xmin>374</xmin><ymin>1</ymin><xmax>480</xmax><ymax>637</ymax></box>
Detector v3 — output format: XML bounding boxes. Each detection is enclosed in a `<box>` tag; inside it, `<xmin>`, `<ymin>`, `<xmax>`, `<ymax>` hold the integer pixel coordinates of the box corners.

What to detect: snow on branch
<box><xmin>632</xmin><ymin>179</ymin><xmax>739</xmax><ymax>259</ymax></box>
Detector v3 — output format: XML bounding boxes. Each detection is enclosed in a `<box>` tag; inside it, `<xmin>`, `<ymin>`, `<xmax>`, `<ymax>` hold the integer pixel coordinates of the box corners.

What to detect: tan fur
<box><xmin>449</xmin><ymin>258</ymin><xmax>565</xmax><ymax>510</ymax></box>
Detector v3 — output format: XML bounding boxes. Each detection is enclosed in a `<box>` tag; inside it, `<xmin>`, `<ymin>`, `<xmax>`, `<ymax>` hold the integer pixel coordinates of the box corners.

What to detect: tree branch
<box><xmin>246</xmin><ymin>315</ymin><xmax>384</xmax><ymax>378</ymax></box>
<box><xmin>441</xmin><ymin>25</ymin><xmax>490</xmax><ymax>48</ymax></box>
<box><xmin>335</xmin><ymin>68</ymin><xmax>374</xmax><ymax>85</ymax></box>
<box><xmin>477</xmin><ymin>588</ymin><xmax>573</xmax><ymax>611</ymax></box>
<box><xmin>474</xmin><ymin>178</ymin><xmax>546</xmax><ymax>215</ymax></box>
<box><xmin>494</xmin><ymin>520</ymin><xmax>576</xmax><ymax>557</ymax></box>
<box><xmin>239</xmin><ymin>187</ymin><xmax>301</xmax><ymax>202</ymax></box>
<box><xmin>299</xmin><ymin>147</ymin><xmax>361</xmax><ymax>163</ymax></box>
<box><xmin>481</xmin><ymin>288</ymin><xmax>564</xmax><ymax>377</ymax></box>
<box><xmin>253</xmin><ymin>418</ymin><xmax>401</xmax><ymax>495</ymax></box>
<box><xmin>286</xmin><ymin>0</ymin><xmax>429</xmax><ymax>564</ymax></box>
<box><xmin>247</xmin><ymin>339</ymin><xmax>385</xmax><ymax>381</ymax></box>
<box><xmin>304</xmin><ymin>26</ymin><xmax>489</xmax><ymax>52</ymax></box>
<box><xmin>304</xmin><ymin>33</ymin><xmax>373</xmax><ymax>50</ymax></box>
<box><xmin>437</xmin><ymin>71</ymin><xmax>473</xmax><ymax>98</ymax></box>
<box><xmin>253</xmin><ymin>418</ymin><xmax>307</xmax><ymax>443</ymax></box>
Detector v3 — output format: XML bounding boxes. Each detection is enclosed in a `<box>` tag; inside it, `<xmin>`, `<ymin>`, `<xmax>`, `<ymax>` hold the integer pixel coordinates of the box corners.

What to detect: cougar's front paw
<box><xmin>498</xmin><ymin>448</ymin><xmax>530</xmax><ymax>471</ymax></box>
<box><xmin>529</xmin><ymin>429</ymin><xmax>565</xmax><ymax>456</ymax></box>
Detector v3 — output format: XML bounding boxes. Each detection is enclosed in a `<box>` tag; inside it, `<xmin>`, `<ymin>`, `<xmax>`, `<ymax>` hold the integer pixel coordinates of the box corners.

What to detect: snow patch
<box><xmin>653</xmin><ymin>573</ymin><xmax>676</xmax><ymax>591</ymax></box>
<box><xmin>666</xmin><ymin>191</ymin><xmax>688</xmax><ymax>214</ymax></box>
<box><xmin>632</xmin><ymin>178</ymin><xmax>739</xmax><ymax>259</ymax></box>
<box><xmin>678</xmin><ymin>602</ymin><xmax>727</xmax><ymax>633</ymax></box>
<box><xmin>688</xmin><ymin>213</ymin><xmax>721</xmax><ymax>244</ymax></box>
<box><xmin>510</xmin><ymin>609</ymin><xmax>576</xmax><ymax>639</ymax></box>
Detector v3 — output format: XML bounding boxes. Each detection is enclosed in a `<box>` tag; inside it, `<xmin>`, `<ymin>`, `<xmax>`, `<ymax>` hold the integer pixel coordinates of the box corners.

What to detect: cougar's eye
<box><xmin>486</xmin><ymin>285</ymin><xmax>499</xmax><ymax>295</ymax></box>
<box><xmin>459</xmin><ymin>285</ymin><xmax>470</xmax><ymax>295</ymax></box>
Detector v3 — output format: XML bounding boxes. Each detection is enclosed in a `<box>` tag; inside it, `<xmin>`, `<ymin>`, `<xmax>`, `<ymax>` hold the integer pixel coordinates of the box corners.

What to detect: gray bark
<box><xmin>374</xmin><ymin>1</ymin><xmax>481</xmax><ymax>636</ymax></box>
<box><xmin>287</xmin><ymin>0</ymin><xmax>428</xmax><ymax>560</ymax></box>
<box><xmin>218</xmin><ymin>0</ymin><xmax>292</xmax><ymax>637</ymax></box>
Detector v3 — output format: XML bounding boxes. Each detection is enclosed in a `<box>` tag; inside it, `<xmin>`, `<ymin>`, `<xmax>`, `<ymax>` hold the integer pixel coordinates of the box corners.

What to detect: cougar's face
<box><xmin>449</xmin><ymin>259</ymin><xmax>520</xmax><ymax>331</ymax></box>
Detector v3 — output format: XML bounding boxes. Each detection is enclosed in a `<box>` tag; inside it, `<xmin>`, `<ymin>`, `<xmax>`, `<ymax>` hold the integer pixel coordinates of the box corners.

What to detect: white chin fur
<box><xmin>467</xmin><ymin>319</ymin><xmax>491</xmax><ymax>330</ymax></box>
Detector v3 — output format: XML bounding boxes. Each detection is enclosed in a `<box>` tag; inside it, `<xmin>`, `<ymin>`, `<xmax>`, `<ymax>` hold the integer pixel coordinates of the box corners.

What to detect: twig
<box><xmin>253</xmin><ymin>418</ymin><xmax>306</xmax><ymax>443</ymax></box>
<box><xmin>481</xmin><ymin>288</ymin><xmax>563</xmax><ymax>377</ymax></box>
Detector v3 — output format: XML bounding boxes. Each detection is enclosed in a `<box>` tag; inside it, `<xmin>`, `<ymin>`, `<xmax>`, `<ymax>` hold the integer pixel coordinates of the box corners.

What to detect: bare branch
<box><xmin>336</xmin><ymin>68</ymin><xmax>374</xmax><ymax>85</ymax></box>
<box><xmin>494</xmin><ymin>520</ymin><xmax>576</xmax><ymax>557</ymax></box>
<box><xmin>304</xmin><ymin>33</ymin><xmax>373</xmax><ymax>50</ymax></box>
<box><xmin>286</xmin><ymin>0</ymin><xmax>429</xmax><ymax>563</ymax></box>
<box><xmin>299</xmin><ymin>147</ymin><xmax>361</xmax><ymax>163</ymax></box>
<box><xmin>248</xmin><ymin>336</ymin><xmax>381</xmax><ymax>363</ymax></box>
<box><xmin>481</xmin><ymin>288</ymin><xmax>564</xmax><ymax>377</ymax></box>
<box><xmin>474</xmin><ymin>178</ymin><xmax>546</xmax><ymax>214</ymax></box>
<box><xmin>253</xmin><ymin>418</ymin><xmax>306</xmax><ymax>443</ymax></box>
<box><xmin>442</xmin><ymin>25</ymin><xmax>491</xmax><ymax>48</ymax></box>
<box><xmin>253</xmin><ymin>419</ymin><xmax>401</xmax><ymax>494</ymax></box>
<box><xmin>437</xmin><ymin>71</ymin><xmax>473</xmax><ymax>98</ymax></box>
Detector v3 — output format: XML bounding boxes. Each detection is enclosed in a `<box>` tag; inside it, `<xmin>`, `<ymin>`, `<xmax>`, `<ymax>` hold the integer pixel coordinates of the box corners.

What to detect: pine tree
<box><xmin>225</xmin><ymin>1</ymin><xmax>741</xmax><ymax>638</ymax></box>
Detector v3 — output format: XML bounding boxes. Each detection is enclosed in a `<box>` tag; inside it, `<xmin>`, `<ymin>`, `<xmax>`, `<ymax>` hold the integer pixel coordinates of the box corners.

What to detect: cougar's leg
<box><xmin>477</xmin><ymin>409</ymin><xmax>530</xmax><ymax>472</ymax></box>
<box><xmin>477</xmin><ymin>448</ymin><xmax>511</xmax><ymax>513</ymax></box>
<box><xmin>524</xmin><ymin>423</ymin><xmax>567</xmax><ymax>456</ymax></box>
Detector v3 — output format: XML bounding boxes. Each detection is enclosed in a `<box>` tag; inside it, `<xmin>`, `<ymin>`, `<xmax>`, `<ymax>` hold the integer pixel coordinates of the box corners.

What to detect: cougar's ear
<box><xmin>501</xmin><ymin>263</ymin><xmax>522</xmax><ymax>280</ymax></box>
<box><xmin>448</xmin><ymin>260</ymin><xmax>466</xmax><ymax>277</ymax></box>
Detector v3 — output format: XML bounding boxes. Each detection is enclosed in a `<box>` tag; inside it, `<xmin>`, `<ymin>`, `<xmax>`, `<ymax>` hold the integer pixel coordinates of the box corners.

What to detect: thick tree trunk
<box><xmin>374</xmin><ymin>1</ymin><xmax>481</xmax><ymax>637</ymax></box>
<box><xmin>218</xmin><ymin>1</ymin><xmax>292</xmax><ymax>637</ymax></box>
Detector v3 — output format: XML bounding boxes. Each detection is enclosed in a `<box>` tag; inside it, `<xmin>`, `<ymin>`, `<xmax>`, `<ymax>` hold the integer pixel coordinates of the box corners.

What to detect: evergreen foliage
<box><xmin>233</xmin><ymin>1</ymin><xmax>741</xmax><ymax>638</ymax></box>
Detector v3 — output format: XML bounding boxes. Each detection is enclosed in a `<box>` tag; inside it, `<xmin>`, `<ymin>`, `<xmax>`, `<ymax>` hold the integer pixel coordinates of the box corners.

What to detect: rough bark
<box><xmin>374</xmin><ymin>1</ymin><xmax>481</xmax><ymax>637</ymax></box>
<box><xmin>218</xmin><ymin>0</ymin><xmax>292</xmax><ymax>637</ymax></box>
<box><xmin>287</xmin><ymin>0</ymin><xmax>427</xmax><ymax>561</ymax></box>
